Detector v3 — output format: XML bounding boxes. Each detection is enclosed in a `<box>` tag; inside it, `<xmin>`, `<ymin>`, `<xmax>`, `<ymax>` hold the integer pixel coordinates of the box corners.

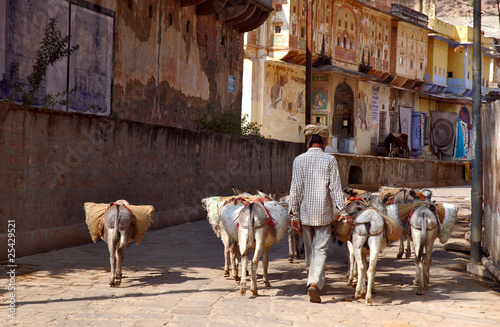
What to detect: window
<box><xmin>274</xmin><ymin>25</ymin><xmax>281</xmax><ymax>34</ymax></box>
<box><xmin>434</xmin><ymin>66</ymin><xmax>436</xmax><ymax>73</ymax></box>
<box><xmin>343</xmin><ymin>37</ymin><xmax>347</xmax><ymax>48</ymax></box>
<box><xmin>420</xmin><ymin>62</ymin><xmax>423</xmax><ymax>70</ymax></box>
<box><xmin>301</xmin><ymin>27</ymin><xmax>305</xmax><ymax>38</ymax></box>
<box><xmin>351</xmin><ymin>23</ymin><xmax>354</xmax><ymax>30</ymax></box>
<box><xmin>439</xmin><ymin>68</ymin><xmax>441</xmax><ymax>74</ymax></box>
<box><xmin>377</xmin><ymin>49</ymin><xmax>381</xmax><ymax>58</ymax></box>
<box><xmin>400</xmin><ymin>57</ymin><xmax>403</xmax><ymax>65</ymax></box>
<box><xmin>338</xmin><ymin>37</ymin><xmax>341</xmax><ymax>46</ymax></box>
<box><xmin>350</xmin><ymin>41</ymin><xmax>353</xmax><ymax>50</ymax></box>
<box><xmin>410</xmin><ymin>60</ymin><xmax>413</xmax><ymax>68</ymax></box>
<box><xmin>468</xmin><ymin>72</ymin><xmax>470</xmax><ymax>79</ymax></box>
<box><xmin>338</xmin><ymin>19</ymin><xmax>341</xmax><ymax>27</ymax></box>
<box><xmin>448</xmin><ymin>71</ymin><xmax>453</xmax><ymax>78</ymax></box>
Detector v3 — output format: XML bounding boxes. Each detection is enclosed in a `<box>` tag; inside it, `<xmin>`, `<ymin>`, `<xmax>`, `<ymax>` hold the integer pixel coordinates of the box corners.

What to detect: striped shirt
<box><xmin>288</xmin><ymin>148</ymin><xmax>347</xmax><ymax>226</ymax></box>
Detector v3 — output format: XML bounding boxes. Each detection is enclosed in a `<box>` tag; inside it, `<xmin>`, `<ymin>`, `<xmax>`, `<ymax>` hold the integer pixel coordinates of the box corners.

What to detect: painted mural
<box><xmin>263</xmin><ymin>61</ymin><xmax>305</xmax><ymax>142</ymax></box>
<box><xmin>357</xmin><ymin>89</ymin><xmax>369</xmax><ymax>130</ymax></box>
<box><xmin>312</xmin><ymin>89</ymin><xmax>327</xmax><ymax>111</ymax></box>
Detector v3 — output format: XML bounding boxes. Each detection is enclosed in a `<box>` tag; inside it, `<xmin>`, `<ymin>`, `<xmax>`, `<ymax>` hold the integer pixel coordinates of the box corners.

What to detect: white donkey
<box><xmin>237</xmin><ymin>201</ymin><xmax>288</xmax><ymax>296</ymax></box>
<box><xmin>202</xmin><ymin>197</ymin><xmax>242</xmax><ymax>282</ymax></box>
<box><xmin>409</xmin><ymin>204</ymin><xmax>439</xmax><ymax>295</ymax></box>
<box><xmin>344</xmin><ymin>196</ymin><xmax>388</xmax><ymax>305</ymax></box>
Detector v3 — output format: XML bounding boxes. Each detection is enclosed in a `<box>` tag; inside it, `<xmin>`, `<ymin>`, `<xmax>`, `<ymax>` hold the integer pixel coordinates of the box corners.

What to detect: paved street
<box><xmin>2</xmin><ymin>186</ymin><xmax>500</xmax><ymax>326</ymax></box>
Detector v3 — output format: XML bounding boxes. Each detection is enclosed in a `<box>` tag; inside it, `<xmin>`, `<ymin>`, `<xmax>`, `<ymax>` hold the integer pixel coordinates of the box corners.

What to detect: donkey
<box><xmin>344</xmin><ymin>197</ymin><xmax>388</xmax><ymax>305</ymax></box>
<box><xmin>202</xmin><ymin>197</ymin><xmax>242</xmax><ymax>282</ymax></box>
<box><xmin>238</xmin><ymin>201</ymin><xmax>288</xmax><ymax>296</ymax></box>
<box><xmin>257</xmin><ymin>190</ymin><xmax>302</xmax><ymax>263</ymax></box>
<box><xmin>382</xmin><ymin>187</ymin><xmax>432</xmax><ymax>259</ymax></box>
<box><xmin>101</xmin><ymin>202</ymin><xmax>135</xmax><ymax>287</ymax></box>
<box><xmin>409</xmin><ymin>204</ymin><xmax>439</xmax><ymax>295</ymax></box>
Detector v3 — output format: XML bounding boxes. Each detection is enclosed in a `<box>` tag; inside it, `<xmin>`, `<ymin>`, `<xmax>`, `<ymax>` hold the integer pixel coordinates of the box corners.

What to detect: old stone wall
<box><xmin>335</xmin><ymin>153</ymin><xmax>468</xmax><ymax>191</ymax></box>
<box><xmin>0</xmin><ymin>104</ymin><xmax>302</xmax><ymax>260</ymax></box>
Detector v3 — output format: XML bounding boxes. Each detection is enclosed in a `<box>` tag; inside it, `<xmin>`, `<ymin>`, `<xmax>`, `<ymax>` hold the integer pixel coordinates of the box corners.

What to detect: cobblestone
<box><xmin>1</xmin><ymin>186</ymin><xmax>500</xmax><ymax>326</ymax></box>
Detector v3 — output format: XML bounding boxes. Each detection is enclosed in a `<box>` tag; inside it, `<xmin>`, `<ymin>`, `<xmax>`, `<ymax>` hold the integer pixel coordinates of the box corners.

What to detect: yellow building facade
<box><xmin>243</xmin><ymin>0</ymin><xmax>499</xmax><ymax>160</ymax></box>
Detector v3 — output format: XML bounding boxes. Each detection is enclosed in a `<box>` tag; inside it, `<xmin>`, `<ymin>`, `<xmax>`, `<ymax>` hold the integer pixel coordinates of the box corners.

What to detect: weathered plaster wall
<box><xmin>0</xmin><ymin>104</ymin><xmax>302</xmax><ymax>260</ymax></box>
<box><xmin>110</xmin><ymin>0</ymin><xmax>244</xmax><ymax>128</ymax></box>
<box><xmin>481</xmin><ymin>101</ymin><xmax>500</xmax><ymax>267</ymax></box>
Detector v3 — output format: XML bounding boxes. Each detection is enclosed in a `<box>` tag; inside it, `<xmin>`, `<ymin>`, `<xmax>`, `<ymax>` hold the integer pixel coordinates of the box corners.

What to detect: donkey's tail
<box><xmin>238</xmin><ymin>204</ymin><xmax>255</xmax><ymax>255</ymax></box>
<box><xmin>112</xmin><ymin>205</ymin><xmax>121</xmax><ymax>246</ymax></box>
<box><xmin>417</xmin><ymin>215</ymin><xmax>426</xmax><ymax>262</ymax></box>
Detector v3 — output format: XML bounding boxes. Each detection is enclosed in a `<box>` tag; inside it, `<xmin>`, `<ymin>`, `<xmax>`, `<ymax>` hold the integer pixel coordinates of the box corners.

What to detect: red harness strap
<box><xmin>240</xmin><ymin>198</ymin><xmax>274</xmax><ymax>227</ymax></box>
<box><xmin>99</xmin><ymin>202</ymin><xmax>135</xmax><ymax>233</ymax></box>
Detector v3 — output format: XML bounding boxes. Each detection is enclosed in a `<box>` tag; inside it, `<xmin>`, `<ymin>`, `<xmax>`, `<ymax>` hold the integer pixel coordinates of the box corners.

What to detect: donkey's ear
<box><xmin>257</xmin><ymin>190</ymin><xmax>270</xmax><ymax>199</ymax></box>
<box><xmin>232</xmin><ymin>186</ymin><xmax>242</xmax><ymax>195</ymax></box>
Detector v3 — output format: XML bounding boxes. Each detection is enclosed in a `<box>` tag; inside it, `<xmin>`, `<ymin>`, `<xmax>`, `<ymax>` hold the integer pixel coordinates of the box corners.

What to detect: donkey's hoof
<box><xmin>365</xmin><ymin>297</ymin><xmax>373</xmax><ymax>305</ymax></box>
<box><xmin>416</xmin><ymin>288</ymin><xmax>423</xmax><ymax>295</ymax></box>
<box><xmin>114</xmin><ymin>280</ymin><xmax>121</xmax><ymax>287</ymax></box>
<box><xmin>251</xmin><ymin>289</ymin><xmax>258</xmax><ymax>296</ymax></box>
<box><xmin>396</xmin><ymin>253</ymin><xmax>403</xmax><ymax>259</ymax></box>
<box><xmin>264</xmin><ymin>281</ymin><xmax>271</xmax><ymax>287</ymax></box>
<box><xmin>288</xmin><ymin>258</ymin><xmax>294</xmax><ymax>263</ymax></box>
<box><xmin>224</xmin><ymin>272</ymin><xmax>230</xmax><ymax>278</ymax></box>
<box><xmin>109</xmin><ymin>282</ymin><xmax>115</xmax><ymax>287</ymax></box>
<box><xmin>240</xmin><ymin>287</ymin><xmax>246</xmax><ymax>295</ymax></box>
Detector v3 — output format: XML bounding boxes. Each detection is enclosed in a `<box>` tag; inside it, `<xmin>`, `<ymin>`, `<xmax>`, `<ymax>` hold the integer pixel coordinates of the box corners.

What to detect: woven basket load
<box><xmin>264</xmin><ymin>201</ymin><xmax>290</xmax><ymax>243</ymax></box>
<box><xmin>438</xmin><ymin>203</ymin><xmax>459</xmax><ymax>244</ymax></box>
<box><xmin>84</xmin><ymin>201</ymin><xmax>154</xmax><ymax>244</ymax></box>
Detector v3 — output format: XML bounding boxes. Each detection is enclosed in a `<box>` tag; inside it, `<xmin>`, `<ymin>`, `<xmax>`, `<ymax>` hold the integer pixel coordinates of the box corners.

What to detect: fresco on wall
<box><xmin>312</xmin><ymin>89</ymin><xmax>327</xmax><ymax>111</ymax></box>
<box><xmin>270</xmin><ymin>71</ymin><xmax>288</xmax><ymax>108</ymax></box>
<box><xmin>267</xmin><ymin>63</ymin><xmax>305</xmax><ymax>116</ymax></box>
<box><xmin>357</xmin><ymin>90</ymin><xmax>369</xmax><ymax>130</ymax></box>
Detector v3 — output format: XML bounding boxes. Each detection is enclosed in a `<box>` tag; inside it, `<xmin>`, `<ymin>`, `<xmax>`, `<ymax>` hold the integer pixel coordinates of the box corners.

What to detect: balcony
<box><xmin>182</xmin><ymin>0</ymin><xmax>273</xmax><ymax>32</ymax></box>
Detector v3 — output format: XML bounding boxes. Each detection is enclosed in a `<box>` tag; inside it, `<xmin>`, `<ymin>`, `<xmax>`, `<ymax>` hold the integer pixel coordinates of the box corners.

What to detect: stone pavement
<box><xmin>2</xmin><ymin>185</ymin><xmax>500</xmax><ymax>326</ymax></box>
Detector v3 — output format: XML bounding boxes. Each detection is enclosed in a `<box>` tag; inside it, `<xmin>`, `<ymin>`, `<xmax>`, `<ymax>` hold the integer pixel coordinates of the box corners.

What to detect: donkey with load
<box><xmin>386</xmin><ymin>201</ymin><xmax>459</xmax><ymax>294</ymax></box>
<box><xmin>84</xmin><ymin>200</ymin><xmax>154</xmax><ymax>286</ymax></box>
<box><xmin>202</xmin><ymin>194</ymin><xmax>289</xmax><ymax>296</ymax></box>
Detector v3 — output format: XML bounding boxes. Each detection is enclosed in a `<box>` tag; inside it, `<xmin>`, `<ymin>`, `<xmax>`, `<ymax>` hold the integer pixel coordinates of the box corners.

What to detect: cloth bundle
<box><xmin>84</xmin><ymin>201</ymin><xmax>154</xmax><ymax>244</ymax></box>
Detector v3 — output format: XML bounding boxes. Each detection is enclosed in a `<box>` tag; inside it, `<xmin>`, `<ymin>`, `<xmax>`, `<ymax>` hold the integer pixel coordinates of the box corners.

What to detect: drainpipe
<box><xmin>481</xmin><ymin>257</ymin><xmax>500</xmax><ymax>283</ymax></box>
<box><xmin>470</xmin><ymin>0</ymin><xmax>483</xmax><ymax>264</ymax></box>
<box><xmin>305</xmin><ymin>0</ymin><xmax>312</xmax><ymax>125</ymax></box>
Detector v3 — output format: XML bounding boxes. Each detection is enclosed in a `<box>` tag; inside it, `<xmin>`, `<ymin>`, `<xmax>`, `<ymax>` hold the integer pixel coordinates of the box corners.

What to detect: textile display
<box><xmin>430</xmin><ymin>111</ymin><xmax>457</xmax><ymax>156</ymax></box>
<box><xmin>411</xmin><ymin>112</ymin><xmax>425</xmax><ymax>157</ymax></box>
<box><xmin>460</xmin><ymin>119</ymin><xmax>469</xmax><ymax>158</ymax></box>
<box><xmin>455</xmin><ymin>117</ymin><xmax>466</xmax><ymax>158</ymax></box>
<box><xmin>399</xmin><ymin>106</ymin><xmax>412</xmax><ymax>137</ymax></box>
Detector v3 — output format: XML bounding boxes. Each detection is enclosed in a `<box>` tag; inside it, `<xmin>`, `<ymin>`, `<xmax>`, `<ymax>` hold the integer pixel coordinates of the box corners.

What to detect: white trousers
<box><xmin>302</xmin><ymin>224</ymin><xmax>332</xmax><ymax>291</ymax></box>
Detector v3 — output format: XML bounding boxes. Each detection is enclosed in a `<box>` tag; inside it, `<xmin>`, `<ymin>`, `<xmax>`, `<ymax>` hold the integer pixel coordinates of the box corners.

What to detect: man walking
<box><xmin>288</xmin><ymin>124</ymin><xmax>352</xmax><ymax>303</ymax></box>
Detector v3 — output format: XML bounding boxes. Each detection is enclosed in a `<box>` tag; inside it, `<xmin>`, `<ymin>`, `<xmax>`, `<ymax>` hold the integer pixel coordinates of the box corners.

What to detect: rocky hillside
<box><xmin>436</xmin><ymin>0</ymin><xmax>499</xmax><ymax>17</ymax></box>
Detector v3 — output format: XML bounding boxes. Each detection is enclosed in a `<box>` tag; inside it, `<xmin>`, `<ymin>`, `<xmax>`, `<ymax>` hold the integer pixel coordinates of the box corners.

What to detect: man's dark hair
<box><xmin>310</xmin><ymin>134</ymin><xmax>324</xmax><ymax>144</ymax></box>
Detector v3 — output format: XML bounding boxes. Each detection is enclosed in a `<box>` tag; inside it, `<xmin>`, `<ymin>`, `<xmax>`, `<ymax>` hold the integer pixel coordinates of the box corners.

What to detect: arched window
<box><xmin>333</xmin><ymin>82</ymin><xmax>354</xmax><ymax>137</ymax></box>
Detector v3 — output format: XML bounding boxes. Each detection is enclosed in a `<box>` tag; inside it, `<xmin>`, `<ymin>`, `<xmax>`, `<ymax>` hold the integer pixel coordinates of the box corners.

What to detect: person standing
<box><xmin>288</xmin><ymin>124</ymin><xmax>353</xmax><ymax>303</ymax></box>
